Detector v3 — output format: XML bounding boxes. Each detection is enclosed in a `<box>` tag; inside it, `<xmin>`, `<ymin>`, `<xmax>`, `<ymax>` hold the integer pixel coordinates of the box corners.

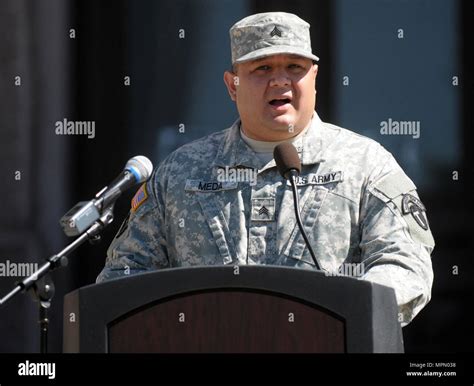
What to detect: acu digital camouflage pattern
<box><xmin>230</xmin><ymin>12</ymin><xmax>319</xmax><ymax>64</ymax></box>
<box><xmin>96</xmin><ymin>112</ymin><xmax>435</xmax><ymax>327</ymax></box>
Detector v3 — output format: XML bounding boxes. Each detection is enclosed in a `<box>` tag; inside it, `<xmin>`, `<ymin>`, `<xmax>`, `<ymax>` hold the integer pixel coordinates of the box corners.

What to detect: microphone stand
<box><xmin>287</xmin><ymin>170</ymin><xmax>323</xmax><ymax>271</ymax></box>
<box><xmin>0</xmin><ymin>205</ymin><xmax>115</xmax><ymax>353</ymax></box>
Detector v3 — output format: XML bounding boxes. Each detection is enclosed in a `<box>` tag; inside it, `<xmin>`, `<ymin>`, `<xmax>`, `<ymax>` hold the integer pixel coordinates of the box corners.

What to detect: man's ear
<box><xmin>223</xmin><ymin>71</ymin><xmax>238</xmax><ymax>101</ymax></box>
<box><xmin>313</xmin><ymin>64</ymin><xmax>319</xmax><ymax>78</ymax></box>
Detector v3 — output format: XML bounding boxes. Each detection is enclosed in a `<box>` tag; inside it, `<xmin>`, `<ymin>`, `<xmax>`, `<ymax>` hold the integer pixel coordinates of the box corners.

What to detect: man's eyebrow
<box><xmin>249</xmin><ymin>57</ymin><xmax>270</xmax><ymax>64</ymax></box>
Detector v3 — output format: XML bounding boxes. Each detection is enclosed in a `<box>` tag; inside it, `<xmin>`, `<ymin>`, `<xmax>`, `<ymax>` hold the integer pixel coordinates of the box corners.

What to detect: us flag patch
<box><xmin>131</xmin><ymin>183</ymin><xmax>148</xmax><ymax>212</ymax></box>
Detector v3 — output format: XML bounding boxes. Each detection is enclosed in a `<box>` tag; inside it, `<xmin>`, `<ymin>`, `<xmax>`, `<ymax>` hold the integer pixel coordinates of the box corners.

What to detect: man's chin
<box><xmin>268</xmin><ymin>114</ymin><xmax>296</xmax><ymax>130</ymax></box>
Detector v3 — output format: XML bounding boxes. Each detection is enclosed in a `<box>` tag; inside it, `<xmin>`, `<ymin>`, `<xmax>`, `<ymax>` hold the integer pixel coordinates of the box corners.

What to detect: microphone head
<box><xmin>273</xmin><ymin>143</ymin><xmax>301</xmax><ymax>179</ymax></box>
<box><xmin>125</xmin><ymin>156</ymin><xmax>154</xmax><ymax>183</ymax></box>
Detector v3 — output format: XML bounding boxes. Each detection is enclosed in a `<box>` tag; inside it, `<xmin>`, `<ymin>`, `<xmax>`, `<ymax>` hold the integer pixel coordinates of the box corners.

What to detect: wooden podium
<box><xmin>63</xmin><ymin>266</ymin><xmax>404</xmax><ymax>353</ymax></box>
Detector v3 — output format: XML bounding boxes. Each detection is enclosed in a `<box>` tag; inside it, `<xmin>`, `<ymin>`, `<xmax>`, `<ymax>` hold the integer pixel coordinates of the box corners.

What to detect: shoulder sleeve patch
<box><xmin>400</xmin><ymin>192</ymin><xmax>435</xmax><ymax>248</ymax></box>
<box><xmin>371</xmin><ymin>171</ymin><xmax>435</xmax><ymax>248</ymax></box>
<box><xmin>131</xmin><ymin>183</ymin><xmax>148</xmax><ymax>212</ymax></box>
<box><xmin>373</xmin><ymin>170</ymin><xmax>416</xmax><ymax>199</ymax></box>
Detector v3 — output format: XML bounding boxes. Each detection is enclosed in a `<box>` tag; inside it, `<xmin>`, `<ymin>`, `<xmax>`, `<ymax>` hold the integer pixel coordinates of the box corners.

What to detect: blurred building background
<box><xmin>0</xmin><ymin>0</ymin><xmax>472</xmax><ymax>353</ymax></box>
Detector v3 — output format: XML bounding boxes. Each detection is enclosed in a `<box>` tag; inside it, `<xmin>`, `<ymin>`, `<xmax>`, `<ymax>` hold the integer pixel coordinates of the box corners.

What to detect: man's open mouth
<box><xmin>269</xmin><ymin>98</ymin><xmax>292</xmax><ymax>107</ymax></box>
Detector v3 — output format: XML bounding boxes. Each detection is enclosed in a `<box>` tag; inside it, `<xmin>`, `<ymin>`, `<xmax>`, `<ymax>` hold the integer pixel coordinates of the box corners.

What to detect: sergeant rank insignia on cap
<box><xmin>270</xmin><ymin>25</ymin><xmax>282</xmax><ymax>37</ymax></box>
<box><xmin>131</xmin><ymin>183</ymin><xmax>148</xmax><ymax>212</ymax></box>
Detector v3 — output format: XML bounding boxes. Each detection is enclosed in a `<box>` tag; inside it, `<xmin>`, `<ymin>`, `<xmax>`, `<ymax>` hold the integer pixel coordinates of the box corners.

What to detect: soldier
<box><xmin>97</xmin><ymin>12</ymin><xmax>434</xmax><ymax>327</ymax></box>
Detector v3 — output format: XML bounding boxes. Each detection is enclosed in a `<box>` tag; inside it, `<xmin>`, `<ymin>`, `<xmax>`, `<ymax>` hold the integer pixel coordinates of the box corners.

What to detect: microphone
<box><xmin>60</xmin><ymin>156</ymin><xmax>153</xmax><ymax>236</ymax></box>
<box><xmin>273</xmin><ymin>142</ymin><xmax>301</xmax><ymax>180</ymax></box>
<box><xmin>95</xmin><ymin>156</ymin><xmax>153</xmax><ymax>210</ymax></box>
<box><xmin>274</xmin><ymin>143</ymin><xmax>321</xmax><ymax>270</ymax></box>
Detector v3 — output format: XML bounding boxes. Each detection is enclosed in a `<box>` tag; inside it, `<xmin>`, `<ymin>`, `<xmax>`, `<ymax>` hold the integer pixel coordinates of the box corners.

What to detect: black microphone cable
<box><xmin>274</xmin><ymin>143</ymin><xmax>322</xmax><ymax>271</ymax></box>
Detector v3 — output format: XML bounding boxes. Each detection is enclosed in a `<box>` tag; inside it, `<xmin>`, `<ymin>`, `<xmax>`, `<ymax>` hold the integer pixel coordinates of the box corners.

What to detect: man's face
<box><xmin>224</xmin><ymin>54</ymin><xmax>318</xmax><ymax>141</ymax></box>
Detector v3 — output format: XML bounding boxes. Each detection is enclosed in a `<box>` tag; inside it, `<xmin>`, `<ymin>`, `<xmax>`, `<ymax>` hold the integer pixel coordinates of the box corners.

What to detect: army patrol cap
<box><xmin>230</xmin><ymin>12</ymin><xmax>319</xmax><ymax>64</ymax></box>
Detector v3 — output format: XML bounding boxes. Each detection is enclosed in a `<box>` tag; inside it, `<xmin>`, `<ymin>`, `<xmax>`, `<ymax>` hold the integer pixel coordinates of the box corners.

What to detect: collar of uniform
<box><xmin>212</xmin><ymin>118</ymin><xmax>263</xmax><ymax>169</ymax></box>
<box><xmin>256</xmin><ymin>112</ymin><xmax>327</xmax><ymax>173</ymax></box>
<box><xmin>300</xmin><ymin>111</ymin><xmax>326</xmax><ymax>165</ymax></box>
<box><xmin>212</xmin><ymin>112</ymin><xmax>327</xmax><ymax>171</ymax></box>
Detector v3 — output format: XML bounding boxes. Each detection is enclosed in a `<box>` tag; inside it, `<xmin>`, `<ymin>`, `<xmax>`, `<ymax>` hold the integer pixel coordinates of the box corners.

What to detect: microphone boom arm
<box><xmin>0</xmin><ymin>205</ymin><xmax>114</xmax><ymax>307</ymax></box>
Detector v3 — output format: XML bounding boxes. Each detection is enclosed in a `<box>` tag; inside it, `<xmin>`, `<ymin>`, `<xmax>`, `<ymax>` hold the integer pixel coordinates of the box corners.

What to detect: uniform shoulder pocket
<box><xmin>370</xmin><ymin>171</ymin><xmax>434</xmax><ymax>248</ymax></box>
<box><xmin>372</xmin><ymin>170</ymin><xmax>416</xmax><ymax>201</ymax></box>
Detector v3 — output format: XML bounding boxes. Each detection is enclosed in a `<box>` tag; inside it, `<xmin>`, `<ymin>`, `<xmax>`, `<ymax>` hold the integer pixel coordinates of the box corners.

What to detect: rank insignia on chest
<box><xmin>251</xmin><ymin>198</ymin><xmax>276</xmax><ymax>221</ymax></box>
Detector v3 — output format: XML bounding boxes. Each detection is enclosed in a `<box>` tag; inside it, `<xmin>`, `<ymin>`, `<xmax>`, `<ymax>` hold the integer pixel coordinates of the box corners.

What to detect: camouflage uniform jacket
<box><xmin>96</xmin><ymin>112</ymin><xmax>434</xmax><ymax>326</ymax></box>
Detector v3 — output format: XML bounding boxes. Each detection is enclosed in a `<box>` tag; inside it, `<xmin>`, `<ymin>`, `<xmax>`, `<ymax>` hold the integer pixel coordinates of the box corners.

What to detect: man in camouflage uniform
<box><xmin>97</xmin><ymin>12</ymin><xmax>434</xmax><ymax>327</ymax></box>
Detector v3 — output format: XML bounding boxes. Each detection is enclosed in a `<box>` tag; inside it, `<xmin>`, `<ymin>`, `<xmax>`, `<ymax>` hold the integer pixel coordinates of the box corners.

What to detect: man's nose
<box><xmin>269</xmin><ymin>68</ymin><xmax>290</xmax><ymax>87</ymax></box>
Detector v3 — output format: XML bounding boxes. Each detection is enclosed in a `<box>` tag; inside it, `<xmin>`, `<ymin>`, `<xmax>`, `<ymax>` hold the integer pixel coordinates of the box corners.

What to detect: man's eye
<box><xmin>289</xmin><ymin>64</ymin><xmax>303</xmax><ymax>69</ymax></box>
<box><xmin>255</xmin><ymin>65</ymin><xmax>270</xmax><ymax>71</ymax></box>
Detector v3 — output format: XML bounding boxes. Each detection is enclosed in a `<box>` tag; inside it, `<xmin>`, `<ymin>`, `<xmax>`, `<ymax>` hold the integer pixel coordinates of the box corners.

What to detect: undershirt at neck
<box><xmin>240</xmin><ymin>123</ymin><xmax>310</xmax><ymax>164</ymax></box>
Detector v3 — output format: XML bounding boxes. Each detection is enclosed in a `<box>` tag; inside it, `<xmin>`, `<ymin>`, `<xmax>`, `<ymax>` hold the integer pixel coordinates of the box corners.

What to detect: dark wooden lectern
<box><xmin>63</xmin><ymin>266</ymin><xmax>404</xmax><ymax>353</ymax></box>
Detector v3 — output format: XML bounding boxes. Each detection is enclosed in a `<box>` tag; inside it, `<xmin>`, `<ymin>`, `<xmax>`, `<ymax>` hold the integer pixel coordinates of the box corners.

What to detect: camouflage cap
<box><xmin>230</xmin><ymin>12</ymin><xmax>319</xmax><ymax>64</ymax></box>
